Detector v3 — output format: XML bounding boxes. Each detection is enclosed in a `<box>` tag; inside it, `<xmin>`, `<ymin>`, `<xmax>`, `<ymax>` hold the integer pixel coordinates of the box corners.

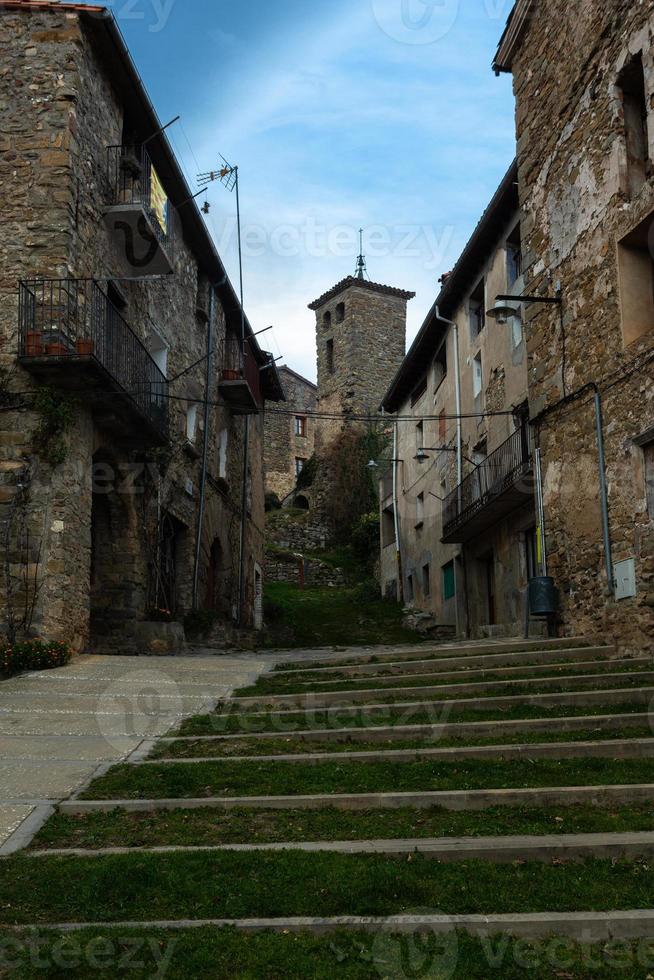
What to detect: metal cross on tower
<box><xmin>355</xmin><ymin>228</ymin><xmax>368</xmax><ymax>280</ymax></box>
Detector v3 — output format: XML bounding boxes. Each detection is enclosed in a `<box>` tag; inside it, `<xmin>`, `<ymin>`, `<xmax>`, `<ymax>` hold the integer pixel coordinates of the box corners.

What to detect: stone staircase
<box><xmin>5</xmin><ymin>634</ymin><xmax>654</xmax><ymax>970</ymax></box>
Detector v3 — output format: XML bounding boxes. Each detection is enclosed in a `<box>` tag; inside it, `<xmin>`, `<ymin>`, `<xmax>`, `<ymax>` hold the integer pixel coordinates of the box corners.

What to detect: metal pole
<box><xmin>534</xmin><ymin>446</ymin><xmax>547</xmax><ymax>576</ymax></box>
<box><xmin>593</xmin><ymin>388</ymin><xmax>614</xmax><ymax>595</ymax></box>
<box><xmin>192</xmin><ymin>286</ymin><xmax>215</xmax><ymax>609</ymax></box>
<box><xmin>234</xmin><ymin>167</ymin><xmax>246</xmax><ymax>368</ymax></box>
<box><xmin>232</xmin><ymin>164</ymin><xmax>249</xmax><ymax>627</ymax></box>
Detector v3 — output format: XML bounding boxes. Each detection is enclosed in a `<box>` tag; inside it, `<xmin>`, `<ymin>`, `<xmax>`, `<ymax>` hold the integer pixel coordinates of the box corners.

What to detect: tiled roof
<box><xmin>308</xmin><ymin>276</ymin><xmax>415</xmax><ymax>311</ymax></box>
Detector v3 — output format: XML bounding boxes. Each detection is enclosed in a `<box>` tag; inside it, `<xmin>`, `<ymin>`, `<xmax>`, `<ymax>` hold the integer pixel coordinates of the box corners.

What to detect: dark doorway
<box><xmin>154</xmin><ymin>513</ymin><xmax>185</xmax><ymax>615</ymax></box>
<box><xmin>205</xmin><ymin>538</ymin><xmax>224</xmax><ymax>612</ymax></box>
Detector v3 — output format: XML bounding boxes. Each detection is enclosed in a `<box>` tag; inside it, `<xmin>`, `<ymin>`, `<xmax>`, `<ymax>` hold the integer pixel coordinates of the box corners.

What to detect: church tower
<box><xmin>308</xmin><ymin>237</ymin><xmax>415</xmax><ymax>450</ymax></box>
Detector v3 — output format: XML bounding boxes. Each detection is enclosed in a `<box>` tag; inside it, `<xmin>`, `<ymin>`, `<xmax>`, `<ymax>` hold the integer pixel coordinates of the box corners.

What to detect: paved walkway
<box><xmin>0</xmin><ymin>652</ymin><xmax>268</xmax><ymax>852</ymax></box>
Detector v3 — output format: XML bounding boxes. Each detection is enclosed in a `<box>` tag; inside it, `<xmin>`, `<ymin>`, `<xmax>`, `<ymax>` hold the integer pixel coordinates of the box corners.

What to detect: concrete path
<box><xmin>0</xmin><ymin>652</ymin><xmax>268</xmax><ymax>853</ymax></box>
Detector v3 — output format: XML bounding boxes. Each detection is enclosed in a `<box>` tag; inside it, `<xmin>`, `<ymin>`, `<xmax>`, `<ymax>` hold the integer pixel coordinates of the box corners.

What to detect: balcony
<box><xmin>442</xmin><ymin>426</ymin><xmax>533</xmax><ymax>543</ymax></box>
<box><xmin>218</xmin><ymin>334</ymin><xmax>262</xmax><ymax>415</ymax></box>
<box><xmin>105</xmin><ymin>145</ymin><xmax>174</xmax><ymax>276</ymax></box>
<box><xmin>18</xmin><ymin>279</ymin><xmax>169</xmax><ymax>445</ymax></box>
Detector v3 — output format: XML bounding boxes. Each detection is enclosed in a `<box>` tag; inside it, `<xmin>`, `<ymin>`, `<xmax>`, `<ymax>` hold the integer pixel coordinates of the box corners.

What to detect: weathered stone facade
<box><xmin>309</xmin><ymin>277</ymin><xmax>415</xmax><ymax>452</ymax></box>
<box><xmin>380</xmin><ymin>163</ymin><xmax>535</xmax><ymax>639</ymax></box>
<box><xmin>495</xmin><ymin>0</ymin><xmax>654</xmax><ymax>651</ymax></box>
<box><xmin>0</xmin><ymin>3</ymin><xmax>282</xmax><ymax>651</ymax></box>
<box><xmin>263</xmin><ymin>366</ymin><xmax>316</xmax><ymax>502</ymax></box>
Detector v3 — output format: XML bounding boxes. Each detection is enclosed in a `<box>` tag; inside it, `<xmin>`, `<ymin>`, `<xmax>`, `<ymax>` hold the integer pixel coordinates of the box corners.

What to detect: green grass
<box><xmin>31</xmin><ymin>801</ymin><xmax>654</xmax><ymax>850</ymax></box>
<box><xmin>175</xmin><ymin>699</ymin><xmax>650</xmax><ymax>737</ymax></box>
<box><xmin>260</xmin><ymin>582</ymin><xmax>423</xmax><ymax>649</ymax></box>
<box><xmin>2</xmin><ymin>853</ymin><xmax>654</xmax><ymax>923</ymax></box>
<box><xmin>228</xmin><ymin>673</ymin><xmax>653</xmax><ymax>710</ymax></box>
<box><xmin>80</xmin><ymin>756</ymin><xmax>654</xmax><ymax>800</ymax></box>
<box><xmin>149</xmin><ymin>726</ymin><xmax>654</xmax><ymax>759</ymax></box>
<box><xmin>234</xmin><ymin>661</ymin><xmax>645</xmax><ymax>697</ymax></box>
<box><xmin>3</xmin><ymin>927</ymin><xmax>654</xmax><ymax>979</ymax></box>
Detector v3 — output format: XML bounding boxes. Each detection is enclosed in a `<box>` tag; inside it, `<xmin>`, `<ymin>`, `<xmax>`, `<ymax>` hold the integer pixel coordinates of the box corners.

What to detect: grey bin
<box><xmin>529</xmin><ymin>576</ymin><xmax>557</xmax><ymax>616</ymax></box>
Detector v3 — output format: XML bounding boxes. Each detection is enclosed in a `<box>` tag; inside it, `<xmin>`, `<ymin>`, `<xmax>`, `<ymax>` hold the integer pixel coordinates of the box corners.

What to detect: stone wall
<box><xmin>263</xmin><ymin>366</ymin><xmax>316</xmax><ymax>502</ymax></box>
<box><xmin>507</xmin><ymin>0</ymin><xmax>654</xmax><ymax>651</ymax></box>
<box><xmin>265</xmin><ymin>552</ymin><xmax>347</xmax><ymax>588</ymax></box>
<box><xmin>0</xmin><ymin>6</ymin><xmax>270</xmax><ymax>650</ymax></box>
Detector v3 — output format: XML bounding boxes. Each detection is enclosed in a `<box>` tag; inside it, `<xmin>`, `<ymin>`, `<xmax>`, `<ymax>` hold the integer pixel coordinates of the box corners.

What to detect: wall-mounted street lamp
<box><xmin>367</xmin><ymin>458</ymin><xmax>403</xmax><ymax>469</ymax></box>
<box><xmin>486</xmin><ymin>292</ymin><xmax>562</xmax><ymax>326</ymax></box>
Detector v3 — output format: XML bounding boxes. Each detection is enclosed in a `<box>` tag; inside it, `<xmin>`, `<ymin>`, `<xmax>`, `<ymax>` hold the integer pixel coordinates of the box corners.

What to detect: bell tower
<box><xmin>308</xmin><ymin>241</ymin><xmax>414</xmax><ymax>449</ymax></box>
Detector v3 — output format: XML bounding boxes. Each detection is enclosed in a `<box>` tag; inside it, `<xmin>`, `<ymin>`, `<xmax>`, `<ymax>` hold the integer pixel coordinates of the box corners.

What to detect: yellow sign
<box><xmin>150</xmin><ymin>166</ymin><xmax>168</xmax><ymax>234</ymax></box>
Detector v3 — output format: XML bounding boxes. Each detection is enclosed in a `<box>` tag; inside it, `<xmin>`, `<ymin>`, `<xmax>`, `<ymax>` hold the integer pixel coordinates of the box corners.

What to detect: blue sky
<box><xmin>109</xmin><ymin>0</ymin><xmax>516</xmax><ymax>380</ymax></box>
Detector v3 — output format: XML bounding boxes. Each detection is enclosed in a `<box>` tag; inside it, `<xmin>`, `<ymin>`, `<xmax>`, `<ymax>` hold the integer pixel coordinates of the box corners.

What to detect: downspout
<box><xmin>392</xmin><ymin>419</ymin><xmax>404</xmax><ymax>603</ymax></box>
<box><xmin>192</xmin><ymin>286</ymin><xmax>215</xmax><ymax>609</ymax></box>
<box><xmin>237</xmin><ymin>412</ymin><xmax>250</xmax><ymax>627</ymax></box>
<box><xmin>434</xmin><ymin>306</ymin><xmax>469</xmax><ymax>638</ymax></box>
<box><xmin>592</xmin><ymin>385</ymin><xmax>614</xmax><ymax>595</ymax></box>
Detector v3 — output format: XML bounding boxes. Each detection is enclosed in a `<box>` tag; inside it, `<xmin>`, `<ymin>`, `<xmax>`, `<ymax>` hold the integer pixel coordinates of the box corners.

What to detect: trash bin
<box><xmin>529</xmin><ymin>576</ymin><xmax>557</xmax><ymax>616</ymax></box>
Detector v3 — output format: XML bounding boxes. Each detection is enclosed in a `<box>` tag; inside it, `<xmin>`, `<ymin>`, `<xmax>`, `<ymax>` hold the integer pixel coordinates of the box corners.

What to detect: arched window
<box><xmin>335</xmin><ymin>302</ymin><xmax>345</xmax><ymax>322</ymax></box>
<box><xmin>323</xmin><ymin>310</ymin><xmax>332</xmax><ymax>328</ymax></box>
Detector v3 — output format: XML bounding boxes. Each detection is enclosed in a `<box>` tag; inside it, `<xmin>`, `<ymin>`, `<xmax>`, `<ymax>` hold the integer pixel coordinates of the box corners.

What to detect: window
<box><xmin>422</xmin><ymin>563</ymin><xmax>431</xmax><ymax>597</ymax></box>
<box><xmin>217</xmin><ymin>429</ymin><xmax>228</xmax><ymax>479</ymax></box>
<box><xmin>295</xmin><ymin>457</ymin><xmax>306</xmax><ymax>477</ymax></box>
<box><xmin>381</xmin><ymin>505</ymin><xmax>396</xmax><ymax>548</ymax></box>
<box><xmin>434</xmin><ymin>341</ymin><xmax>447</xmax><ymax>392</ymax></box>
<box><xmin>406</xmin><ymin>573</ymin><xmax>414</xmax><ymax>602</ymax></box>
<box><xmin>325</xmin><ymin>338</ymin><xmax>334</xmax><ymax>374</ymax></box>
<box><xmin>617</xmin><ymin>213</ymin><xmax>654</xmax><ymax>346</ymax></box>
<box><xmin>323</xmin><ymin>310</ymin><xmax>332</xmax><ymax>329</ymax></box>
<box><xmin>186</xmin><ymin>404</ymin><xmax>197</xmax><ymax>443</ymax></box>
<box><xmin>469</xmin><ymin>279</ymin><xmax>486</xmax><ymax>339</ymax></box>
<box><xmin>295</xmin><ymin>416</ymin><xmax>307</xmax><ymax>438</ymax></box>
<box><xmin>442</xmin><ymin>561</ymin><xmax>456</xmax><ymax>601</ymax></box>
<box><xmin>473</xmin><ymin>352</ymin><xmax>483</xmax><ymax>400</ymax></box>
<box><xmin>416</xmin><ymin>420</ymin><xmax>424</xmax><ymax>449</ymax></box>
<box><xmin>506</xmin><ymin>223</ymin><xmax>522</xmax><ymax>287</ymax></box>
<box><xmin>148</xmin><ymin>329</ymin><xmax>168</xmax><ymax>377</ymax></box>
<box><xmin>416</xmin><ymin>492</ymin><xmax>424</xmax><ymax>526</ymax></box>
<box><xmin>644</xmin><ymin>441</ymin><xmax>654</xmax><ymax>518</ymax></box>
<box><xmin>410</xmin><ymin>376</ymin><xmax>427</xmax><ymax>407</ymax></box>
<box><xmin>618</xmin><ymin>54</ymin><xmax>650</xmax><ymax>198</ymax></box>
<box><xmin>335</xmin><ymin>302</ymin><xmax>345</xmax><ymax>323</ymax></box>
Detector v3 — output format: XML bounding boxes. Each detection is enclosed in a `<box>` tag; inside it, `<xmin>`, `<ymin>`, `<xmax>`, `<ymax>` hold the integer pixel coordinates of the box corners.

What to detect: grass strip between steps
<box><xmin>2</xmin><ymin>853</ymin><xmax>654</xmax><ymax>923</ymax></box>
<box><xmin>149</xmin><ymin>726</ymin><xmax>654</xmax><ymax>760</ymax></box>
<box><xmin>31</xmin><ymin>802</ymin><xmax>654</xmax><ymax>850</ymax></box>
<box><xmin>174</xmin><ymin>699</ymin><xmax>650</xmax><ymax>737</ymax></box>
<box><xmin>80</xmin><ymin>757</ymin><xmax>654</xmax><ymax>800</ymax></box>
<box><xmin>3</xmin><ymin>926</ymin><xmax>654</xmax><ymax>979</ymax></box>
<box><xmin>225</xmin><ymin>674</ymin><xmax>653</xmax><ymax>710</ymax></box>
<box><xmin>238</xmin><ymin>661</ymin><xmax>647</xmax><ymax>697</ymax></box>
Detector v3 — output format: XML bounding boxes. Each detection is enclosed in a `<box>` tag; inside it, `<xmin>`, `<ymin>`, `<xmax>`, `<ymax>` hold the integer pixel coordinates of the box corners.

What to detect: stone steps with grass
<box><xmin>9</xmin><ymin>634</ymin><xmax>654</xmax><ymax>950</ymax></box>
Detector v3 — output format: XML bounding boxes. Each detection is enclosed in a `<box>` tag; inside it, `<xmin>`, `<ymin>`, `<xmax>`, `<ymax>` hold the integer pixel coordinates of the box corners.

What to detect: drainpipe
<box><xmin>434</xmin><ymin>306</ymin><xmax>469</xmax><ymax>637</ymax></box>
<box><xmin>192</xmin><ymin>286</ymin><xmax>215</xmax><ymax>610</ymax></box>
<box><xmin>592</xmin><ymin>385</ymin><xmax>615</xmax><ymax>596</ymax></box>
<box><xmin>392</xmin><ymin>419</ymin><xmax>404</xmax><ymax>603</ymax></box>
<box><xmin>237</xmin><ymin>412</ymin><xmax>250</xmax><ymax>627</ymax></box>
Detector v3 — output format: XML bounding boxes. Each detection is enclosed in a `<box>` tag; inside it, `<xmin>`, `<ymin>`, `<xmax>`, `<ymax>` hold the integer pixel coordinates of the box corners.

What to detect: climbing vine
<box><xmin>32</xmin><ymin>388</ymin><xmax>77</xmax><ymax>466</ymax></box>
<box><xmin>321</xmin><ymin>426</ymin><xmax>390</xmax><ymax>542</ymax></box>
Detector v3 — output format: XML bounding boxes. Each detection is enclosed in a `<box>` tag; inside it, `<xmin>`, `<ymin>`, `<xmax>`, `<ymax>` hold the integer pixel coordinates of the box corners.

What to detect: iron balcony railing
<box><xmin>18</xmin><ymin>278</ymin><xmax>169</xmax><ymax>439</ymax></box>
<box><xmin>442</xmin><ymin>425</ymin><xmax>533</xmax><ymax>537</ymax></box>
<box><xmin>106</xmin><ymin>144</ymin><xmax>172</xmax><ymax>253</ymax></box>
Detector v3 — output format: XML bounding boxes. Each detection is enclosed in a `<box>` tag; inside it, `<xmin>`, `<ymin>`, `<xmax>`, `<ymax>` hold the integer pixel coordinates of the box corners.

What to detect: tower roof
<box><xmin>308</xmin><ymin>277</ymin><xmax>415</xmax><ymax>311</ymax></box>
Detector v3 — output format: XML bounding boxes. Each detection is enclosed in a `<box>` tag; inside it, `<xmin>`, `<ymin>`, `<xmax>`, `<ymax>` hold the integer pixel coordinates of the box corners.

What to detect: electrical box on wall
<box><xmin>614</xmin><ymin>558</ymin><xmax>636</xmax><ymax>600</ymax></box>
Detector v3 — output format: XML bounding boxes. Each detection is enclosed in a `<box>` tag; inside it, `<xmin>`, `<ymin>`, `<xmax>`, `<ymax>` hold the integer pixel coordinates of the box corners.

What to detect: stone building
<box><xmin>308</xmin><ymin>272</ymin><xmax>415</xmax><ymax>454</ymax></box>
<box><xmin>0</xmin><ymin>1</ymin><xmax>283</xmax><ymax>652</ymax></box>
<box><xmin>493</xmin><ymin>0</ymin><xmax>654</xmax><ymax>651</ymax></box>
<box><xmin>263</xmin><ymin>365</ymin><xmax>316</xmax><ymax>504</ymax></box>
<box><xmin>380</xmin><ymin>162</ymin><xmax>536</xmax><ymax>637</ymax></box>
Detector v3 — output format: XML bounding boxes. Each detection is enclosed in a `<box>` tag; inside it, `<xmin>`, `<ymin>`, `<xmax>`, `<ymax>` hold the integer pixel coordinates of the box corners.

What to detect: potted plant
<box><xmin>25</xmin><ymin>331</ymin><xmax>43</xmax><ymax>356</ymax></box>
<box><xmin>45</xmin><ymin>338</ymin><xmax>69</xmax><ymax>356</ymax></box>
<box><xmin>221</xmin><ymin>368</ymin><xmax>240</xmax><ymax>382</ymax></box>
<box><xmin>75</xmin><ymin>337</ymin><xmax>93</xmax><ymax>356</ymax></box>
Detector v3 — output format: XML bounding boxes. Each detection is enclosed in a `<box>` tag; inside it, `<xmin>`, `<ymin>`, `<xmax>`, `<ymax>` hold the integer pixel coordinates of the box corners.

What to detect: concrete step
<box><xmin>275</xmin><ymin>645</ymin><xmax>619</xmax><ymax>679</ymax></box>
<box><xmin>226</xmin><ymin>670</ymin><xmax>654</xmax><ymax>710</ymax></box>
<box><xmin>283</xmin><ymin>656</ymin><xmax>649</xmax><ymax>691</ymax></box>
<box><xmin>275</xmin><ymin>637</ymin><xmax>605</xmax><ymax>671</ymax></box>
<box><xmin>140</xmin><ymin>737</ymin><xmax>654</xmax><ymax>766</ymax></box>
<box><xmin>58</xmin><ymin>782</ymin><xmax>654</xmax><ymax>815</ymax></box>
<box><xmin>29</xmin><ymin>830</ymin><xmax>654</xmax><ymax>864</ymax></box>
<box><xmin>156</xmin><ymin>711</ymin><xmax>652</xmax><ymax>747</ymax></box>
<box><xmin>18</xmin><ymin>910</ymin><xmax>654</xmax><ymax>942</ymax></box>
<box><xmin>228</xmin><ymin>687</ymin><xmax>654</xmax><ymax>724</ymax></box>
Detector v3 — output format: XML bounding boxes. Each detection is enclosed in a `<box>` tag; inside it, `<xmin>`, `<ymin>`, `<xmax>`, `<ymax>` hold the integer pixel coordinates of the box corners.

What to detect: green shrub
<box><xmin>351</xmin><ymin>579</ymin><xmax>381</xmax><ymax>604</ymax></box>
<box><xmin>350</xmin><ymin>511</ymin><xmax>380</xmax><ymax>565</ymax></box>
<box><xmin>296</xmin><ymin>455</ymin><xmax>318</xmax><ymax>490</ymax></box>
<box><xmin>0</xmin><ymin>640</ymin><xmax>72</xmax><ymax>677</ymax></box>
<box><xmin>263</xmin><ymin>597</ymin><xmax>285</xmax><ymax>623</ymax></box>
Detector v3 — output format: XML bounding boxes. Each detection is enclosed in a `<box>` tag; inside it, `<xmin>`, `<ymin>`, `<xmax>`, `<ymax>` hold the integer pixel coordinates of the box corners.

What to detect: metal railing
<box><xmin>106</xmin><ymin>144</ymin><xmax>172</xmax><ymax>253</ymax></box>
<box><xmin>220</xmin><ymin>333</ymin><xmax>263</xmax><ymax>406</ymax></box>
<box><xmin>442</xmin><ymin>425</ymin><xmax>533</xmax><ymax>535</ymax></box>
<box><xmin>18</xmin><ymin>278</ymin><xmax>169</xmax><ymax>439</ymax></box>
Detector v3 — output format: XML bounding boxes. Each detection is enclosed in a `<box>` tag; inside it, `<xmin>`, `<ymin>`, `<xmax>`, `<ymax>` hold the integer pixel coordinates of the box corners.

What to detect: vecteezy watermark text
<box><xmin>0</xmin><ymin>935</ymin><xmax>177</xmax><ymax>976</ymax></box>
